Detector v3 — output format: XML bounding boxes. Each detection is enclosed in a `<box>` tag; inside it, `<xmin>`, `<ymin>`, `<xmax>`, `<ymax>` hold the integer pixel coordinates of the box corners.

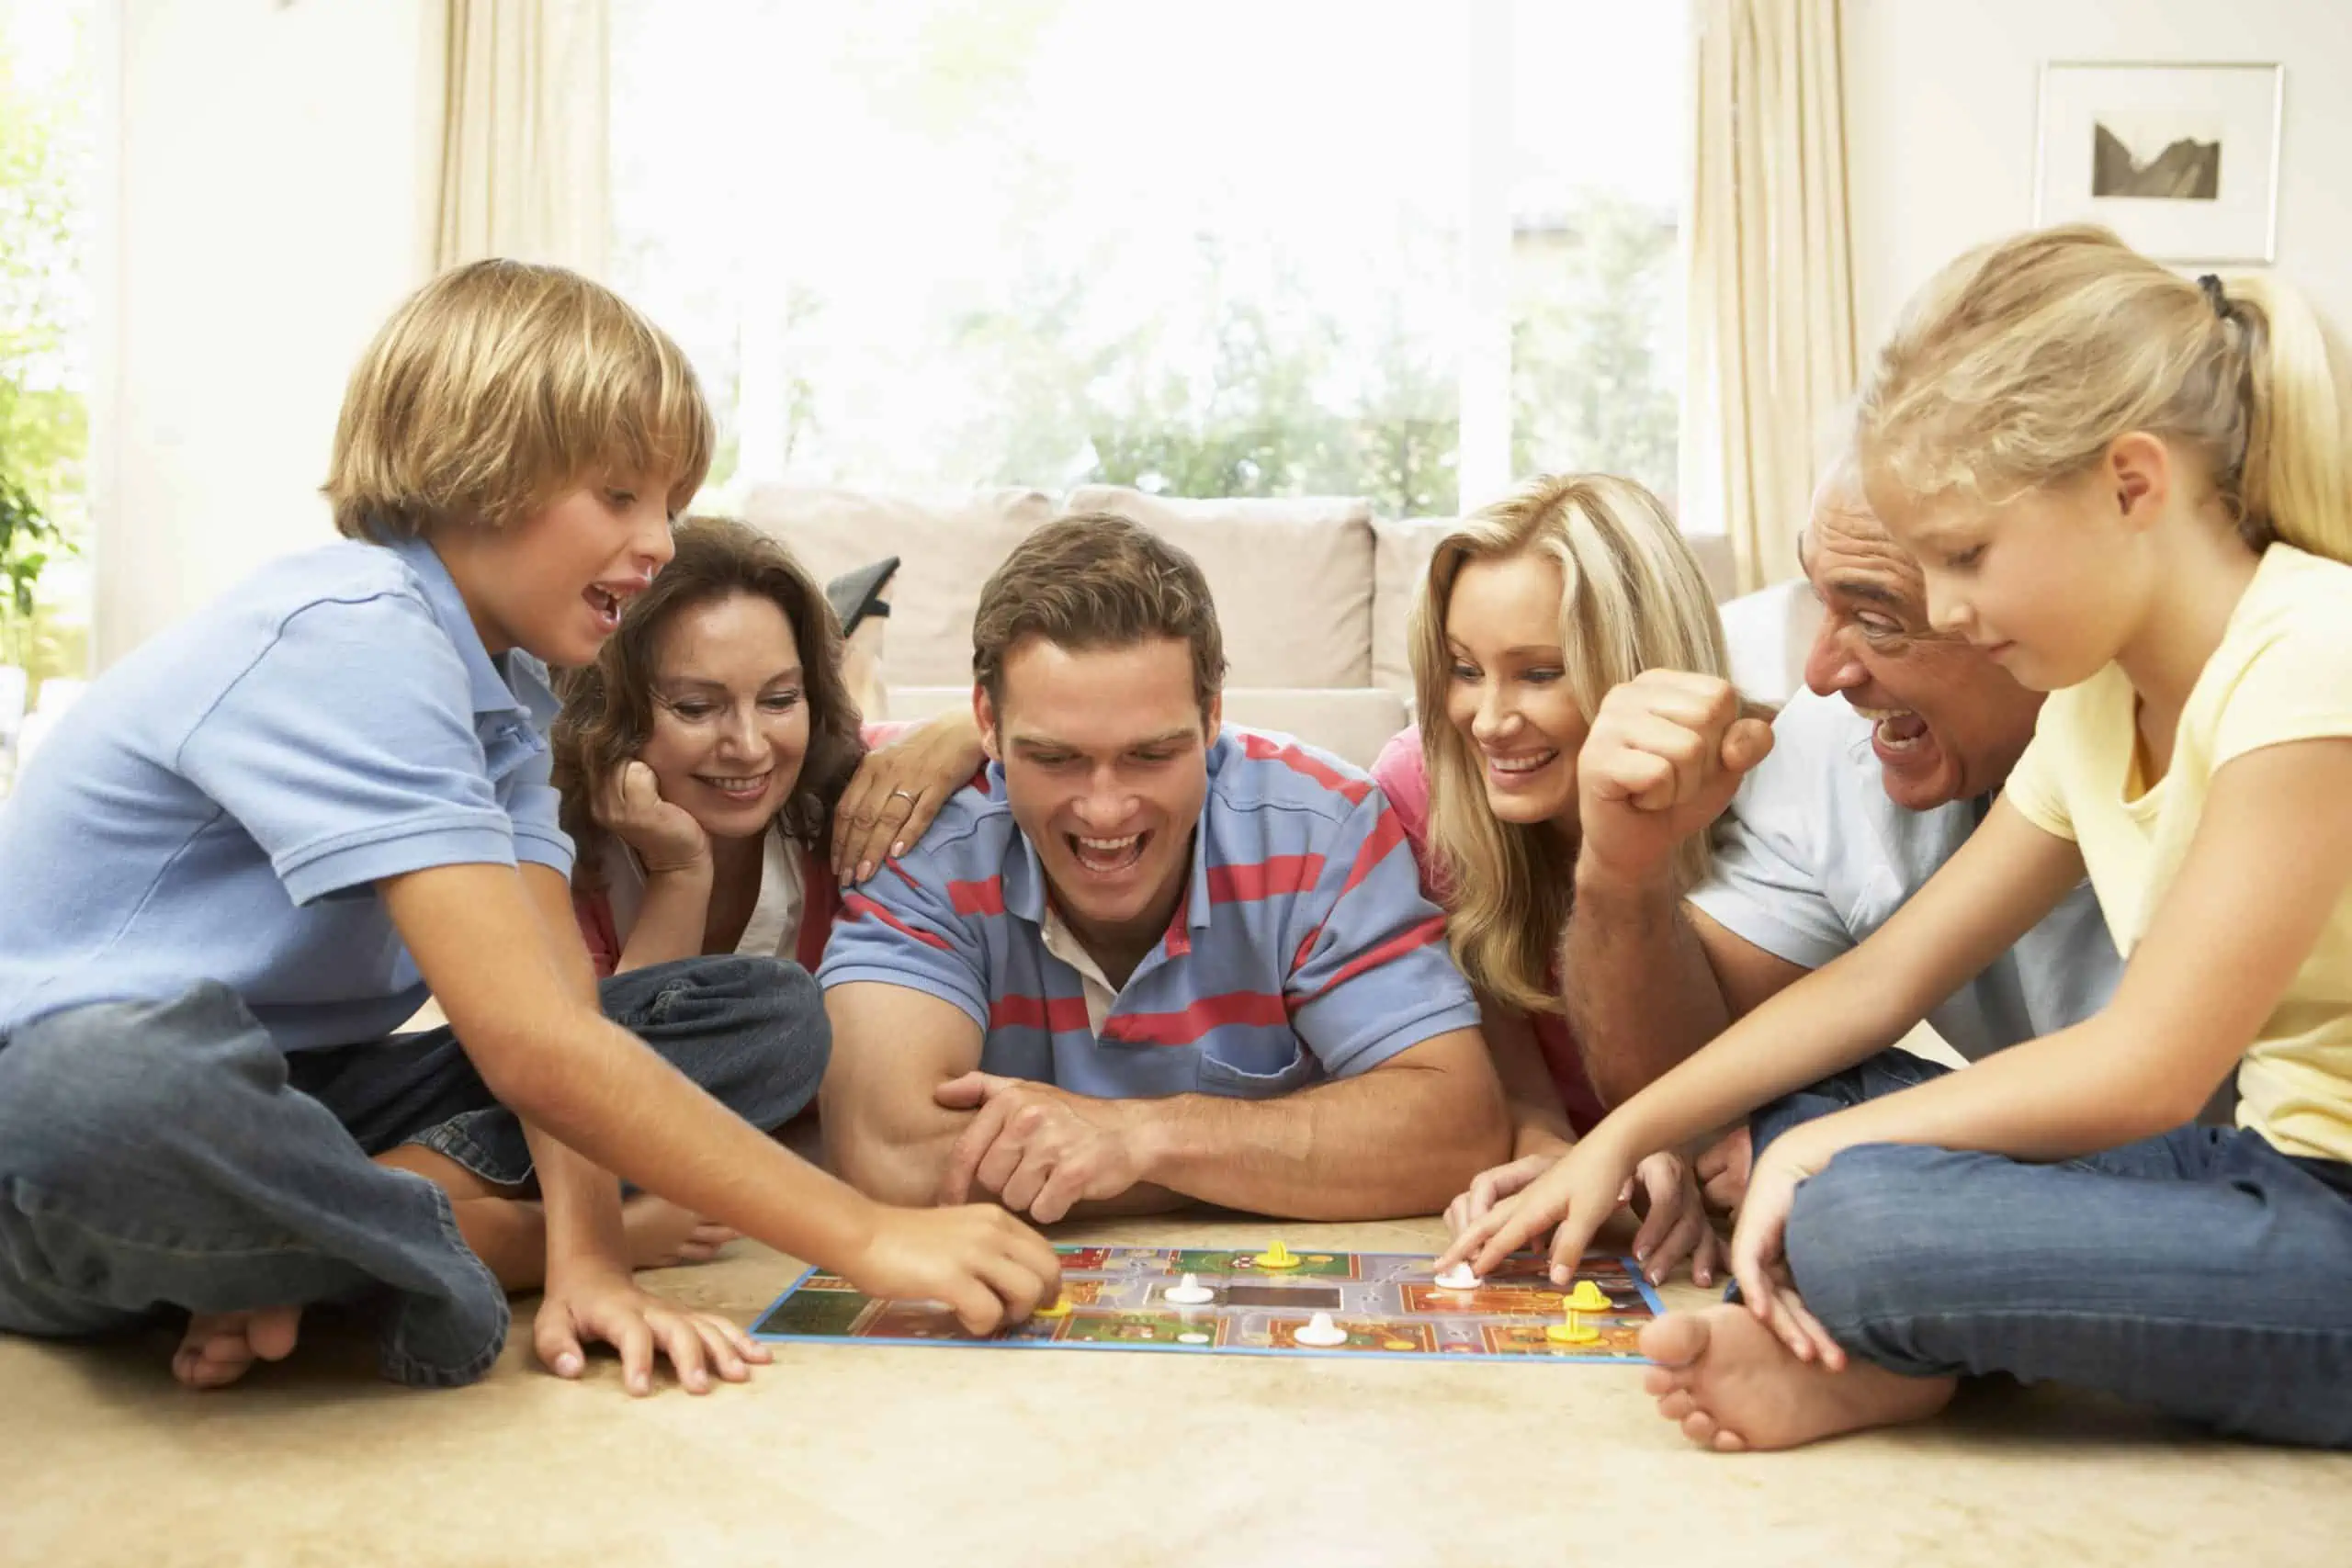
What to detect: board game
<box><xmin>751</xmin><ymin>1245</ymin><xmax>1665</xmax><ymax>1363</ymax></box>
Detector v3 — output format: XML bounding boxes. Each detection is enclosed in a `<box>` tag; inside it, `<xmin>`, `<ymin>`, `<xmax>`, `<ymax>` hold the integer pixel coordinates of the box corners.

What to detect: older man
<box><xmin>1450</xmin><ymin>462</ymin><xmax>2124</xmax><ymax>1222</ymax></box>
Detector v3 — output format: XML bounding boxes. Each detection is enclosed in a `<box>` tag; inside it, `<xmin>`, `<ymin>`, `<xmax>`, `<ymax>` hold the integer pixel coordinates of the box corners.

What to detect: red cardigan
<box><xmin>573</xmin><ymin>841</ymin><xmax>844</xmax><ymax>979</ymax></box>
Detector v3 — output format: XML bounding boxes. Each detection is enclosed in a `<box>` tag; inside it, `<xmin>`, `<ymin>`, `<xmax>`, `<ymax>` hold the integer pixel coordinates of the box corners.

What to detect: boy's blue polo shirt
<box><xmin>0</xmin><ymin>535</ymin><xmax>572</xmax><ymax>1052</ymax></box>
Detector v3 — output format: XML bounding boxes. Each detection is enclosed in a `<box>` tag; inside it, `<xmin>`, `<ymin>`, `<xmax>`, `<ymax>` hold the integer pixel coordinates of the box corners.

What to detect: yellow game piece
<box><xmin>1033</xmin><ymin>1298</ymin><xmax>1071</xmax><ymax>1319</ymax></box>
<box><xmin>1254</xmin><ymin>1240</ymin><xmax>1300</xmax><ymax>1270</ymax></box>
<box><xmin>1565</xmin><ymin>1280</ymin><xmax>1612</xmax><ymax>1314</ymax></box>
<box><xmin>1544</xmin><ymin>1292</ymin><xmax>1600</xmax><ymax>1345</ymax></box>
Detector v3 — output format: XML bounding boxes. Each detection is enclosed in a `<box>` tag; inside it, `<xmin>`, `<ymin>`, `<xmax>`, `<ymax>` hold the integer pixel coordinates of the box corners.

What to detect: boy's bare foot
<box><xmin>622</xmin><ymin>1194</ymin><xmax>739</xmax><ymax>1269</ymax></box>
<box><xmin>449</xmin><ymin>1192</ymin><xmax>738</xmax><ymax>1289</ymax></box>
<box><xmin>1640</xmin><ymin>1303</ymin><xmax>1956</xmax><ymax>1451</ymax></box>
<box><xmin>172</xmin><ymin>1305</ymin><xmax>303</xmax><ymax>1390</ymax></box>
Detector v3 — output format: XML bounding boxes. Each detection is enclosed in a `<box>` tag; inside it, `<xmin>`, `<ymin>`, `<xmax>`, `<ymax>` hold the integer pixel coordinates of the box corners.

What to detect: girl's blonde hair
<box><xmin>1409</xmin><ymin>473</ymin><xmax>1731</xmax><ymax>1014</ymax></box>
<box><xmin>324</xmin><ymin>258</ymin><xmax>713</xmax><ymax>541</ymax></box>
<box><xmin>1857</xmin><ymin>223</ymin><xmax>2352</xmax><ymax>564</ymax></box>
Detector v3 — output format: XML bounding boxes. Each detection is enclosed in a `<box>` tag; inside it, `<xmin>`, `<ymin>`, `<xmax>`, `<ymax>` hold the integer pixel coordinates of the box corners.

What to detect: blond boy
<box><xmin>0</xmin><ymin>261</ymin><xmax>1053</xmax><ymax>1393</ymax></box>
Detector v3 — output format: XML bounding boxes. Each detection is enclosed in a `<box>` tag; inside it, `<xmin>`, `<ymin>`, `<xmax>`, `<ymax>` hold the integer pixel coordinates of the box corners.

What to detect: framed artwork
<box><xmin>2035</xmin><ymin>61</ymin><xmax>2283</xmax><ymax>264</ymax></box>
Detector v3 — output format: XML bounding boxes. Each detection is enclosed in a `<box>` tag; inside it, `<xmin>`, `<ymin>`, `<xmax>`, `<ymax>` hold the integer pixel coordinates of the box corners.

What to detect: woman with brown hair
<box><xmin>553</xmin><ymin>517</ymin><xmax>979</xmax><ymax>980</ymax></box>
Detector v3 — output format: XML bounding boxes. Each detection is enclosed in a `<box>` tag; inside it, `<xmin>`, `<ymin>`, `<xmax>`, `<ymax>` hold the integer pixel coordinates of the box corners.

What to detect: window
<box><xmin>0</xmin><ymin>0</ymin><xmax>95</xmax><ymax>792</ymax></box>
<box><xmin>610</xmin><ymin>0</ymin><xmax>1686</xmax><ymax>520</ymax></box>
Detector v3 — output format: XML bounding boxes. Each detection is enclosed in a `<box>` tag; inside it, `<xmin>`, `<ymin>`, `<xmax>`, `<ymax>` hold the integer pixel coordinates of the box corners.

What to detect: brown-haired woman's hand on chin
<box><xmin>832</xmin><ymin>711</ymin><xmax>988</xmax><ymax>886</ymax></box>
<box><xmin>594</xmin><ymin>760</ymin><xmax>711</xmax><ymax>875</ymax></box>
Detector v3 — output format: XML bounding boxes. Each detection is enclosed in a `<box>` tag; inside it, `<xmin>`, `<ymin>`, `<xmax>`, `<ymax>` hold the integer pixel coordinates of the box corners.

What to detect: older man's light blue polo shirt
<box><xmin>0</xmin><ymin>535</ymin><xmax>572</xmax><ymax>1053</ymax></box>
<box><xmin>1687</xmin><ymin>687</ymin><xmax>2120</xmax><ymax>1059</ymax></box>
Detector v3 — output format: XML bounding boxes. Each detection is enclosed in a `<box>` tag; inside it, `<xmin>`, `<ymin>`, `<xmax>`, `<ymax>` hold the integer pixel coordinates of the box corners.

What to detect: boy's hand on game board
<box><xmin>1627</xmin><ymin>1151</ymin><xmax>1722</xmax><ymax>1288</ymax></box>
<box><xmin>535</xmin><ymin>1264</ymin><xmax>773</xmax><ymax>1397</ymax></box>
<box><xmin>594</xmin><ymin>760</ymin><xmax>710</xmax><ymax>875</ymax></box>
<box><xmin>934</xmin><ymin>1072</ymin><xmax>1147</xmax><ymax>1224</ymax></box>
<box><xmin>1437</xmin><ymin>1135</ymin><xmax>1639</xmax><ymax>1286</ymax></box>
<box><xmin>1442</xmin><ymin>1150</ymin><xmax>1565</xmax><ymax>1235</ymax></box>
<box><xmin>1727</xmin><ymin>1137</ymin><xmax>1844</xmax><ymax>1368</ymax></box>
<box><xmin>841</xmin><ymin>1204</ymin><xmax>1064</xmax><ymax>1335</ymax></box>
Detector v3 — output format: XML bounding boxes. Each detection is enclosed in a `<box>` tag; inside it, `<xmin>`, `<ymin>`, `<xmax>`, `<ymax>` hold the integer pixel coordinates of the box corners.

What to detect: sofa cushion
<box><xmin>1062</xmin><ymin>487</ymin><xmax>1375</xmax><ymax>689</ymax></box>
<box><xmin>738</xmin><ymin>485</ymin><xmax>1055</xmax><ymax>687</ymax></box>
<box><xmin>1371</xmin><ymin>515</ymin><xmax>1458</xmax><ymax>701</ymax></box>
<box><xmin>886</xmin><ymin>685</ymin><xmax>1409</xmax><ymax>773</ymax></box>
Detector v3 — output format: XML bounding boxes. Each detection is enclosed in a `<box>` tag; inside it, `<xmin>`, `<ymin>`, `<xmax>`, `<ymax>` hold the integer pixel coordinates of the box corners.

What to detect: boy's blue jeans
<box><xmin>1751</xmin><ymin>1049</ymin><xmax>2352</xmax><ymax>1448</ymax></box>
<box><xmin>0</xmin><ymin>955</ymin><xmax>827</xmax><ymax>1388</ymax></box>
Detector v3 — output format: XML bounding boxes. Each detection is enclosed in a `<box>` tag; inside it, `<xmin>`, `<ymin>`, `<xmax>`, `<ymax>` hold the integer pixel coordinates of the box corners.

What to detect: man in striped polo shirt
<box><xmin>819</xmin><ymin>515</ymin><xmax>1511</xmax><ymax>1223</ymax></box>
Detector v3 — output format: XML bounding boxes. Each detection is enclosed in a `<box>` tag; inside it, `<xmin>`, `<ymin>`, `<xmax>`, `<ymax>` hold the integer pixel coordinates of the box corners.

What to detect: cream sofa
<box><xmin>740</xmin><ymin>482</ymin><xmax>1753</xmax><ymax>767</ymax></box>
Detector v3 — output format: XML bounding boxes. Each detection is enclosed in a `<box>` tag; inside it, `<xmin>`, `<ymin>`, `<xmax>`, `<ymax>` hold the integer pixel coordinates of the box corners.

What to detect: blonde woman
<box><xmin>1448</xmin><ymin>227</ymin><xmax>2352</xmax><ymax>1452</ymax></box>
<box><xmin>1372</xmin><ymin>473</ymin><xmax>1733</xmax><ymax>1286</ymax></box>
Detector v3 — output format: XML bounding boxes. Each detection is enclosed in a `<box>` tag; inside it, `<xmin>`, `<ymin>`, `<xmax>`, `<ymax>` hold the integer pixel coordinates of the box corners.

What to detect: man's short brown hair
<box><xmin>323</xmin><ymin>258</ymin><xmax>712</xmax><ymax>541</ymax></box>
<box><xmin>972</xmin><ymin>513</ymin><xmax>1227</xmax><ymax>720</ymax></box>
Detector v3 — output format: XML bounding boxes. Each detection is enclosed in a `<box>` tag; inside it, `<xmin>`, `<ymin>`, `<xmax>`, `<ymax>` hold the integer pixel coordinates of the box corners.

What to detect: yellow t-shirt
<box><xmin>2004</xmin><ymin>543</ymin><xmax>2352</xmax><ymax>1163</ymax></box>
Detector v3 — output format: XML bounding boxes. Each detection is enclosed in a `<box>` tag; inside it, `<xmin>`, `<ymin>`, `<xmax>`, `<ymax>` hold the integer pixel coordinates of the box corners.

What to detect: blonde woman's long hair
<box><xmin>1858</xmin><ymin>223</ymin><xmax>2352</xmax><ymax>565</ymax></box>
<box><xmin>1409</xmin><ymin>473</ymin><xmax>1732</xmax><ymax>1015</ymax></box>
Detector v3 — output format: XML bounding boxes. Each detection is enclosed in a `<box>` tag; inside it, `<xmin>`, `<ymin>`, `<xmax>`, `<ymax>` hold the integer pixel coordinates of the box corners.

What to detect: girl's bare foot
<box><xmin>622</xmin><ymin>1194</ymin><xmax>739</xmax><ymax>1269</ymax></box>
<box><xmin>172</xmin><ymin>1305</ymin><xmax>303</xmax><ymax>1390</ymax></box>
<box><xmin>1639</xmin><ymin>1303</ymin><xmax>1956</xmax><ymax>1451</ymax></box>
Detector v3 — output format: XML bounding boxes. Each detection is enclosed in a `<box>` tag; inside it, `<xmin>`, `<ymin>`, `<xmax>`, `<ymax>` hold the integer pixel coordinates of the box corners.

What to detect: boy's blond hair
<box><xmin>323</xmin><ymin>258</ymin><xmax>713</xmax><ymax>541</ymax></box>
<box><xmin>1408</xmin><ymin>473</ymin><xmax>1731</xmax><ymax>1014</ymax></box>
<box><xmin>1858</xmin><ymin>224</ymin><xmax>2352</xmax><ymax>565</ymax></box>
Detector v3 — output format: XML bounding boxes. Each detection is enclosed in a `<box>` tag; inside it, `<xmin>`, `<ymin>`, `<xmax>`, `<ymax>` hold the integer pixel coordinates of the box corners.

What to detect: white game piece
<box><xmin>1434</xmin><ymin>1261</ymin><xmax>1481</xmax><ymax>1291</ymax></box>
<box><xmin>1294</xmin><ymin>1311</ymin><xmax>1349</xmax><ymax>1348</ymax></box>
<box><xmin>1163</xmin><ymin>1272</ymin><xmax>1215</xmax><ymax>1305</ymax></box>
<box><xmin>1177</xmin><ymin>1332</ymin><xmax>1211</xmax><ymax>1345</ymax></box>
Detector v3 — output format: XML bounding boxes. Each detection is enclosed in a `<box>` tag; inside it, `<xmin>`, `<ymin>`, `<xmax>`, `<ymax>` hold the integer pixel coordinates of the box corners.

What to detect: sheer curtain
<box><xmin>418</xmin><ymin>0</ymin><xmax>611</xmax><ymax>276</ymax></box>
<box><xmin>1682</xmin><ymin>0</ymin><xmax>1857</xmax><ymax>592</ymax></box>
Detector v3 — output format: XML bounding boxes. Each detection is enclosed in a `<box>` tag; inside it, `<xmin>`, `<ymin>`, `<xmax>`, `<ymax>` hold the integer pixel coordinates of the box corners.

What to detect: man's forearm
<box><xmin>825</xmin><ymin>1110</ymin><xmax>966</xmax><ymax>1208</ymax></box>
<box><xmin>828</xmin><ymin>1099</ymin><xmax>1190</xmax><ymax>1217</ymax></box>
<box><xmin>1132</xmin><ymin>1065</ymin><xmax>1509</xmax><ymax>1221</ymax></box>
<box><xmin>1562</xmin><ymin>867</ymin><xmax>1733</xmax><ymax>1109</ymax></box>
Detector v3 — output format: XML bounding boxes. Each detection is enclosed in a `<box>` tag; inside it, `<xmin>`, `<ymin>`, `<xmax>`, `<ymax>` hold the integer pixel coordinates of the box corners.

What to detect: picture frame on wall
<box><xmin>2035</xmin><ymin>61</ymin><xmax>2283</xmax><ymax>265</ymax></box>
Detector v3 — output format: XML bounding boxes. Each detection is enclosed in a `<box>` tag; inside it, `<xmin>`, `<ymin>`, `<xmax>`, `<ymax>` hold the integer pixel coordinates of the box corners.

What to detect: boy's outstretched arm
<box><xmin>512</xmin><ymin>862</ymin><xmax>768</xmax><ymax>1394</ymax></box>
<box><xmin>380</xmin><ymin>862</ymin><xmax>1062</xmax><ymax>1336</ymax></box>
<box><xmin>516</xmin><ymin>863</ymin><xmax>630</xmax><ymax>1268</ymax></box>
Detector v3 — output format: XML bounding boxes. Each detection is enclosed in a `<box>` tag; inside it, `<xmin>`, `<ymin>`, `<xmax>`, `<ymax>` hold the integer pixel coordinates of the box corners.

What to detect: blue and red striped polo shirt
<box><xmin>816</xmin><ymin>727</ymin><xmax>1482</xmax><ymax>1099</ymax></box>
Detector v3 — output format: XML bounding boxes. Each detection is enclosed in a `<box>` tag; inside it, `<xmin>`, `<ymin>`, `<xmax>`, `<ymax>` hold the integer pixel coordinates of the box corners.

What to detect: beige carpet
<box><xmin>4</xmin><ymin>1211</ymin><xmax>2346</xmax><ymax>1568</ymax></box>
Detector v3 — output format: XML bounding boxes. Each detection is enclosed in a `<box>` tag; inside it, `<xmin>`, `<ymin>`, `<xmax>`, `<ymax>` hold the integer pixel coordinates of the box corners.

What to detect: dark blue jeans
<box><xmin>0</xmin><ymin>955</ymin><xmax>826</xmax><ymax>1388</ymax></box>
<box><xmin>1751</xmin><ymin>1050</ymin><xmax>2352</xmax><ymax>1448</ymax></box>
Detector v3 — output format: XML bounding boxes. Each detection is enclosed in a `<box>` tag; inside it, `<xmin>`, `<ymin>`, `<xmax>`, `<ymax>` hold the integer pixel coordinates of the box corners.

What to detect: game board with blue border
<box><xmin>751</xmin><ymin>1244</ymin><xmax>1665</xmax><ymax>1363</ymax></box>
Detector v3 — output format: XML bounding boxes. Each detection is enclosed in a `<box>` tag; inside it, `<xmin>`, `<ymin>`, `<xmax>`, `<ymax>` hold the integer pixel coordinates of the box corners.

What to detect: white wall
<box><xmin>1844</xmin><ymin>0</ymin><xmax>2352</xmax><ymax>350</ymax></box>
<box><xmin>95</xmin><ymin>0</ymin><xmax>426</xmax><ymax>665</ymax></box>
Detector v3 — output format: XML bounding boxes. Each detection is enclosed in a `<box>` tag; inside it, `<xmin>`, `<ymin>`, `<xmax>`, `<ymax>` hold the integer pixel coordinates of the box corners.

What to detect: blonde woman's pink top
<box><xmin>1369</xmin><ymin>727</ymin><xmax>1608</xmax><ymax>1134</ymax></box>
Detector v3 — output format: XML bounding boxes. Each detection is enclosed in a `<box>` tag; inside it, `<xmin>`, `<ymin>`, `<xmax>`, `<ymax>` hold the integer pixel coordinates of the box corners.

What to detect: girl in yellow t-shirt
<box><xmin>1442</xmin><ymin>224</ymin><xmax>2352</xmax><ymax>1451</ymax></box>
